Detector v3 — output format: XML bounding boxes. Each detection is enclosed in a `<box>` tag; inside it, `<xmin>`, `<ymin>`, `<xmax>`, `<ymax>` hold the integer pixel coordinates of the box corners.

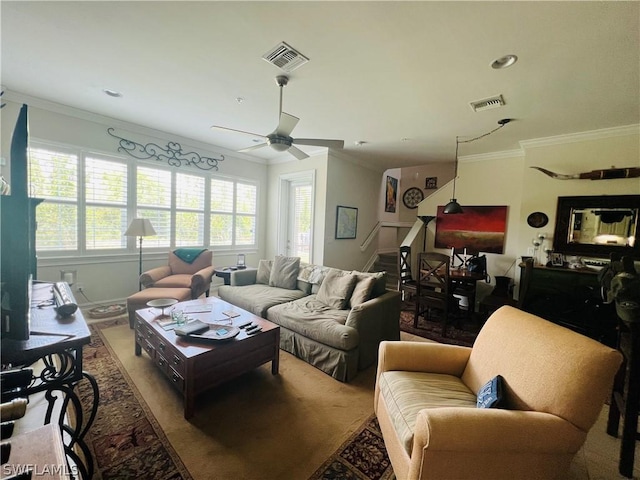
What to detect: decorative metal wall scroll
<box><xmin>531</xmin><ymin>166</ymin><xmax>640</xmax><ymax>180</ymax></box>
<box><xmin>107</xmin><ymin>127</ymin><xmax>224</xmax><ymax>171</ymax></box>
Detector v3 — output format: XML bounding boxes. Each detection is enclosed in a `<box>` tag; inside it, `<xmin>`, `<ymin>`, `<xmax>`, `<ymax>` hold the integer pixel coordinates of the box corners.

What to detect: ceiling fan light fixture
<box><xmin>267</xmin><ymin>136</ymin><xmax>291</xmax><ymax>151</ymax></box>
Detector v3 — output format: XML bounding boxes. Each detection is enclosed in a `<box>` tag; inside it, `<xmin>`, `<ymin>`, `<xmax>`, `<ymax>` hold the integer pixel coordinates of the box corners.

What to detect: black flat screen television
<box><xmin>1</xmin><ymin>104</ymin><xmax>36</xmax><ymax>341</ymax></box>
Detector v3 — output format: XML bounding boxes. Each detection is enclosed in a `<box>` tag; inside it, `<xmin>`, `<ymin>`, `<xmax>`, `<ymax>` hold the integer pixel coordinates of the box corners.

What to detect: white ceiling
<box><xmin>2</xmin><ymin>1</ymin><xmax>639</xmax><ymax>171</ymax></box>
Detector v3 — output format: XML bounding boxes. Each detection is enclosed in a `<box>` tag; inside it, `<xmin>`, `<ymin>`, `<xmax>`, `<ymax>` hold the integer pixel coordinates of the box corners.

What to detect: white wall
<box><xmin>321</xmin><ymin>152</ymin><xmax>384</xmax><ymax>270</ymax></box>
<box><xmin>265</xmin><ymin>153</ymin><xmax>329</xmax><ymax>263</ymax></box>
<box><xmin>418</xmin><ymin>126</ymin><xmax>640</xmax><ymax>301</ymax></box>
<box><xmin>1</xmin><ymin>97</ymin><xmax>269</xmax><ymax>306</ymax></box>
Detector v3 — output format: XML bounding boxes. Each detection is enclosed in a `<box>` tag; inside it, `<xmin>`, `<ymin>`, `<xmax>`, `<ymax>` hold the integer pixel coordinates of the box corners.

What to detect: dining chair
<box><xmin>398</xmin><ymin>246</ymin><xmax>418</xmax><ymax>301</ymax></box>
<box><xmin>414</xmin><ymin>252</ymin><xmax>459</xmax><ymax>336</ymax></box>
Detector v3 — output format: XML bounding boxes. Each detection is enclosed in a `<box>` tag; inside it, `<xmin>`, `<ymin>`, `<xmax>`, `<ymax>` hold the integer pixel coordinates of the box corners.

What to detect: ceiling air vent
<box><xmin>262</xmin><ymin>42</ymin><xmax>309</xmax><ymax>73</ymax></box>
<box><xmin>469</xmin><ymin>94</ymin><xmax>505</xmax><ymax>112</ymax></box>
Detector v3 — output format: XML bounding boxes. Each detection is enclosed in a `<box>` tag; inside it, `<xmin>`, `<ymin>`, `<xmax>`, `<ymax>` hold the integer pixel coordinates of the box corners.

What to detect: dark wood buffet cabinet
<box><xmin>518</xmin><ymin>264</ymin><xmax>616</xmax><ymax>345</ymax></box>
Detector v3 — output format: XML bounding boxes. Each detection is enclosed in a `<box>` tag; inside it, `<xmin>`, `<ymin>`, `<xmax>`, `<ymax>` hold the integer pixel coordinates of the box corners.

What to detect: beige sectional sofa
<box><xmin>217</xmin><ymin>256</ymin><xmax>401</xmax><ymax>381</ymax></box>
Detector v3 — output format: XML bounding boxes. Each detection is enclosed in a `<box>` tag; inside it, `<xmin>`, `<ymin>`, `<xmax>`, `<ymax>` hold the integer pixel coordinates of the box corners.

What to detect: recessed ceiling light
<box><xmin>491</xmin><ymin>54</ymin><xmax>518</xmax><ymax>69</ymax></box>
<box><xmin>236</xmin><ymin>97</ymin><xmax>244</xmax><ymax>104</ymax></box>
<box><xmin>103</xmin><ymin>88</ymin><xmax>122</xmax><ymax>98</ymax></box>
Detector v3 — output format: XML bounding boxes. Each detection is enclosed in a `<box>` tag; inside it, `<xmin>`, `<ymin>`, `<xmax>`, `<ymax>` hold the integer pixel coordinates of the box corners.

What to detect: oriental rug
<box><xmin>399</xmin><ymin>301</ymin><xmax>479</xmax><ymax>347</ymax></box>
<box><xmin>78</xmin><ymin>318</ymin><xmax>192</xmax><ymax>480</ymax></box>
<box><xmin>309</xmin><ymin>415</ymin><xmax>395</xmax><ymax>480</ymax></box>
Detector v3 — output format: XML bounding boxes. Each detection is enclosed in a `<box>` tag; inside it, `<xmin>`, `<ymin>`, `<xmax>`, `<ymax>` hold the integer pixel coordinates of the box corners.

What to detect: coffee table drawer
<box><xmin>136</xmin><ymin>331</ymin><xmax>156</xmax><ymax>358</ymax></box>
<box><xmin>168</xmin><ymin>366</ymin><xmax>185</xmax><ymax>391</ymax></box>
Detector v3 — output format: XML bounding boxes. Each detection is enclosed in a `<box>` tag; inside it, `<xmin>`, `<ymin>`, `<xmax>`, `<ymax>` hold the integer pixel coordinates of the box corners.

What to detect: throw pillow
<box><xmin>351</xmin><ymin>270</ymin><xmax>387</xmax><ymax>297</ymax></box>
<box><xmin>477</xmin><ymin>375</ymin><xmax>506</xmax><ymax>409</ymax></box>
<box><xmin>256</xmin><ymin>260</ymin><xmax>272</xmax><ymax>285</ymax></box>
<box><xmin>349</xmin><ymin>276</ymin><xmax>376</xmax><ymax>308</ymax></box>
<box><xmin>316</xmin><ymin>269</ymin><xmax>358</xmax><ymax>309</ymax></box>
<box><xmin>269</xmin><ymin>255</ymin><xmax>301</xmax><ymax>290</ymax></box>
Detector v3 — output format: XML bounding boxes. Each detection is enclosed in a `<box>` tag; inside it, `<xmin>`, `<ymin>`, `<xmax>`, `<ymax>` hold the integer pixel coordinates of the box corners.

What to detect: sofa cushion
<box><xmin>152</xmin><ymin>274</ymin><xmax>192</xmax><ymax>289</ymax></box>
<box><xmin>379</xmin><ymin>371</ymin><xmax>477</xmax><ymax>455</ymax></box>
<box><xmin>217</xmin><ymin>283</ymin><xmax>307</xmax><ymax>317</ymax></box>
<box><xmin>269</xmin><ymin>255</ymin><xmax>300</xmax><ymax>289</ymax></box>
<box><xmin>316</xmin><ymin>269</ymin><xmax>357</xmax><ymax>309</ymax></box>
<box><xmin>256</xmin><ymin>259</ymin><xmax>272</xmax><ymax>285</ymax></box>
<box><xmin>349</xmin><ymin>275</ymin><xmax>376</xmax><ymax>308</ymax></box>
<box><xmin>477</xmin><ymin>375</ymin><xmax>506</xmax><ymax>409</ymax></box>
<box><xmin>298</xmin><ymin>263</ymin><xmax>322</xmax><ymax>284</ymax></box>
<box><xmin>266</xmin><ymin>296</ymin><xmax>358</xmax><ymax>351</ymax></box>
<box><xmin>351</xmin><ymin>270</ymin><xmax>387</xmax><ymax>297</ymax></box>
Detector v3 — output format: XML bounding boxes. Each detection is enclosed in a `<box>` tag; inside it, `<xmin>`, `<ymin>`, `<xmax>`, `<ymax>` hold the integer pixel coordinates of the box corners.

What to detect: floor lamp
<box><xmin>125</xmin><ymin>218</ymin><xmax>157</xmax><ymax>290</ymax></box>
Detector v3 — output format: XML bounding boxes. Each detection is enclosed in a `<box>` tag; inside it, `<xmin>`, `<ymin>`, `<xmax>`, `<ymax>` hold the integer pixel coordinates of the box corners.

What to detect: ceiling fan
<box><xmin>211</xmin><ymin>75</ymin><xmax>344</xmax><ymax>160</ymax></box>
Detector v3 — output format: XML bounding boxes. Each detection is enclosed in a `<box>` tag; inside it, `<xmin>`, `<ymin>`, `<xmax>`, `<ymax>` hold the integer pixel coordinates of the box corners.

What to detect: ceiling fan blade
<box><xmin>238</xmin><ymin>143</ymin><xmax>268</xmax><ymax>153</ymax></box>
<box><xmin>294</xmin><ymin>138</ymin><xmax>345</xmax><ymax>149</ymax></box>
<box><xmin>274</xmin><ymin>112</ymin><xmax>299</xmax><ymax>137</ymax></box>
<box><xmin>211</xmin><ymin>125</ymin><xmax>266</xmax><ymax>139</ymax></box>
<box><xmin>288</xmin><ymin>146</ymin><xmax>309</xmax><ymax>160</ymax></box>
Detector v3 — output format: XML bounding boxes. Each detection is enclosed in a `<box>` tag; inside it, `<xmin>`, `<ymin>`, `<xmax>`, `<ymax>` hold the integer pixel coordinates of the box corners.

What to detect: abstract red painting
<box><xmin>434</xmin><ymin>205</ymin><xmax>508</xmax><ymax>254</ymax></box>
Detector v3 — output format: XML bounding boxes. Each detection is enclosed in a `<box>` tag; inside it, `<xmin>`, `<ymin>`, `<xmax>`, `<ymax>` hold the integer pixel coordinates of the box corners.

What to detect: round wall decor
<box><xmin>402</xmin><ymin>187</ymin><xmax>424</xmax><ymax>209</ymax></box>
<box><xmin>527</xmin><ymin>211</ymin><xmax>549</xmax><ymax>228</ymax></box>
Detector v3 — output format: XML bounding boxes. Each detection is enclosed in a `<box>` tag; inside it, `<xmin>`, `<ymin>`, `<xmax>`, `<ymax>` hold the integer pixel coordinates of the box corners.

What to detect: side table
<box><xmin>214</xmin><ymin>266</ymin><xmax>256</xmax><ymax>285</ymax></box>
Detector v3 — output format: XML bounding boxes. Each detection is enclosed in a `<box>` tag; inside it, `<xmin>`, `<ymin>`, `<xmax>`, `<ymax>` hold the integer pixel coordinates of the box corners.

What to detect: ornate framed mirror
<box><xmin>552</xmin><ymin>195</ymin><xmax>640</xmax><ymax>258</ymax></box>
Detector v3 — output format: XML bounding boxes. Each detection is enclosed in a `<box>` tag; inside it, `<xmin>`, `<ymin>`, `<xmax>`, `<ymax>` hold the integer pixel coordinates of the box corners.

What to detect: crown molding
<box><xmin>459</xmin><ymin>149</ymin><xmax>524</xmax><ymax>163</ymax></box>
<box><xmin>519</xmin><ymin>124</ymin><xmax>640</xmax><ymax>149</ymax></box>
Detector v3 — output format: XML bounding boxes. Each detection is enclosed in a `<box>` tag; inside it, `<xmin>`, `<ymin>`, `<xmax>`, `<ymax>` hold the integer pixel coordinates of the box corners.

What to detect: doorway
<box><xmin>278</xmin><ymin>171</ymin><xmax>315</xmax><ymax>263</ymax></box>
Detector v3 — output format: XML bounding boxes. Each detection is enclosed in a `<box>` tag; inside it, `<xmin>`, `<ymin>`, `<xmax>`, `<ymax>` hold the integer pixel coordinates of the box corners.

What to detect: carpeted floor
<box><xmin>80</xmin><ymin>310</ymin><xmax>620</xmax><ymax>480</ymax></box>
<box><xmin>82</xmin><ymin>315</ymin><xmax>383</xmax><ymax>479</ymax></box>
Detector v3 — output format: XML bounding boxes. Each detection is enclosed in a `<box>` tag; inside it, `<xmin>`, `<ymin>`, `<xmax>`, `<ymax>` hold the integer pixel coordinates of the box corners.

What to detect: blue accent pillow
<box><xmin>477</xmin><ymin>375</ymin><xmax>506</xmax><ymax>409</ymax></box>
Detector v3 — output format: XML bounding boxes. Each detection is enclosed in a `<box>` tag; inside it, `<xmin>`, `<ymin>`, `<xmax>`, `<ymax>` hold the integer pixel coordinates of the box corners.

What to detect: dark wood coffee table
<box><xmin>134</xmin><ymin>296</ymin><xmax>280</xmax><ymax>419</ymax></box>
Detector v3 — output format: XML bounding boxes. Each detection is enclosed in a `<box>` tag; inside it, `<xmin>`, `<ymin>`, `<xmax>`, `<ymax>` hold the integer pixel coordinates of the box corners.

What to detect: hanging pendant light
<box><xmin>443</xmin><ymin>120</ymin><xmax>512</xmax><ymax>215</ymax></box>
<box><xmin>443</xmin><ymin>136</ymin><xmax>463</xmax><ymax>214</ymax></box>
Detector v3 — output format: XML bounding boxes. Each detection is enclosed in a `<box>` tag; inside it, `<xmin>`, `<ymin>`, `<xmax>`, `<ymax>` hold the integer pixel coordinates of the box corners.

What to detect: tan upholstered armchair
<box><xmin>140</xmin><ymin>249</ymin><xmax>214</xmax><ymax>299</ymax></box>
<box><xmin>374</xmin><ymin>306</ymin><xmax>622</xmax><ymax>480</ymax></box>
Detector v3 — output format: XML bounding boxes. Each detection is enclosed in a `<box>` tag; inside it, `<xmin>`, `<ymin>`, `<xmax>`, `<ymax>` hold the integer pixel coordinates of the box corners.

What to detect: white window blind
<box><xmin>137</xmin><ymin>166</ymin><xmax>171</xmax><ymax>248</ymax></box>
<box><xmin>27</xmin><ymin>142</ymin><xmax>260</xmax><ymax>256</ymax></box>
<box><xmin>85</xmin><ymin>156</ymin><xmax>128</xmax><ymax>249</ymax></box>
<box><xmin>175</xmin><ymin>173</ymin><xmax>205</xmax><ymax>246</ymax></box>
<box><xmin>29</xmin><ymin>147</ymin><xmax>79</xmax><ymax>251</ymax></box>
<box><xmin>210</xmin><ymin>178</ymin><xmax>234</xmax><ymax>246</ymax></box>
<box><xmin>210</xmin><ymin>179</ymin><xmax>257</xmax><ymax>247</ymax></box>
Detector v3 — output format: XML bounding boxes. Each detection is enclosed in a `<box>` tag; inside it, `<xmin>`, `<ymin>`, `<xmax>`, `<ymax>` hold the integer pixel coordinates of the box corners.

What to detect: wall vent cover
<box><xmin>262</xmin><ymin>42</ymin><xmax>309</xmax><ymax>72</ymax></box>
<box><xmin>469</xmin><ymin>94</ymin><xmax>505</xmax><ymax>112</ymax></box>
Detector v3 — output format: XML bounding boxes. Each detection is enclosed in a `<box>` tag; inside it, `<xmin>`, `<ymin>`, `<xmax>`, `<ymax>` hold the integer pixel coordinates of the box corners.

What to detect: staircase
<box><xmin>371</xmin><ymin>252</ymin><xmax>398</xmax><ymax>291</ymax></box>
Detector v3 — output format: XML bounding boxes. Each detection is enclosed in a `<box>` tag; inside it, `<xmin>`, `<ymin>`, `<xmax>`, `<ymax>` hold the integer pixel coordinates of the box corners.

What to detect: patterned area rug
<box><xmin>309</xmin><ymin>415</ymin><xmax>395</xmax><ymax>480</ymax></box>
<box><xmin>399</xmin><ymin>301</ymin><xmax>480</xmax><ymax>347</ymax></box>
<box><xmin>77</xmin><ymin>318</ymin><xmax>192</xmax><ymax>480</ymax></box>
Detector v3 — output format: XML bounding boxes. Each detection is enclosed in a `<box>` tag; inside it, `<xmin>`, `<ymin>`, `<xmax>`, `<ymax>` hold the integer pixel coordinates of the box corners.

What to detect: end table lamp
<box><xmin>125</xmin><ymin>218</ymin><xmax>157</xmax><ymax>290</ymax></box>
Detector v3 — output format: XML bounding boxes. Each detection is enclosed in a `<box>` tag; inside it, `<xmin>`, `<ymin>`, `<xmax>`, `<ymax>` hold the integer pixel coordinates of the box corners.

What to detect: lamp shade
<box><xmin>443</xmin><ymin>199</ymin><xmax>463</xmax><ymax>214</ymax></box>
<box><xmin>125</xmin><ymin>218</ymin><xmax>157</xmax><ymax>237</ymax></box>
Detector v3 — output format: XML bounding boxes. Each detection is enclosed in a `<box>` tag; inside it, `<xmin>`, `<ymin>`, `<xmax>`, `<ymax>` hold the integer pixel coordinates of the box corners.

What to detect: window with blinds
<box><xmin>175</xmin><ymin>172</ymin><xmax>205</xmax><ymax>247</ymax></box>
<box><xmin>85</xmin><ymin>156</ymin><xmax>128</xmax><ymax>249</ymax></box>
<box><xmin>28</xmin><ymin>142</ymin><xmax>259</xmax><ymax>256</ymax></box>
<box><xmin>137</xmin><ymin>166</ymin><xmax>171</xmax><ymax>249</ymax></box>
<box><xmin>210</xmin><ymin>178</ymin><xmax>257</xmax><ymax>247</ymax></box>
<box><xmin>29</xmin><ymin>147</ymin><xmax>79</xmax><ymax>251</ymax></box>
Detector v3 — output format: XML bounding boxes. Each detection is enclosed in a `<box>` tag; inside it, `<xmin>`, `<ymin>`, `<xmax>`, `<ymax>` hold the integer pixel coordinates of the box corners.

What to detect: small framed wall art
<box><xmin>335</xmin><ymin>205</ymin><xmax>358</xmax><ymax>239</ymax></box>
<box><xmin>425</xmin><ymin>177</ymin><xmax>438</xmax><ymax>189</ymax></box>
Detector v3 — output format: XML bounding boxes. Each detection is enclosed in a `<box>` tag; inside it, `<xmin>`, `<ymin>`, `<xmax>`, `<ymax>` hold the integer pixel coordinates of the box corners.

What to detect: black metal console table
<box><xmin>1</xmin><ymin>281</ymin><xmax>99</xmax><ymax>479</ymax></box>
